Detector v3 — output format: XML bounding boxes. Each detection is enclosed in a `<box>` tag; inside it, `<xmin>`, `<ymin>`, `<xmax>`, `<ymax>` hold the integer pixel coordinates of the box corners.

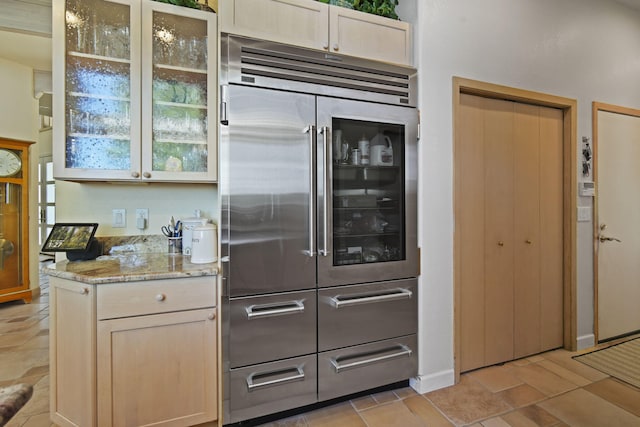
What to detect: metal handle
<box><xmin>246</xmin><ymin>300</ymin><xmax>305</xmax><ymax>320</ymax></box>
<box><xmin>319</xmin><ymin>126</ymin><xmax>331</xmax><ymax>257</ymax></box>
<box><xmin>304</xmin><ymin>125</ymin><xmax>316</xmax><ymax>257</ymax></box>
<box><xmin>329</xmin><ymin>288</ymin><xmax>413</xmax><ymax>308</ymax></box>
<box><xmin>330</xmin><ymin>344</ymin><xmax>412</xmax><ymax>373</ymax></box>
<box><xmin>246</xmin><ymin>366</ymin><xmax>305</xmax><ymax>391</ymax></box>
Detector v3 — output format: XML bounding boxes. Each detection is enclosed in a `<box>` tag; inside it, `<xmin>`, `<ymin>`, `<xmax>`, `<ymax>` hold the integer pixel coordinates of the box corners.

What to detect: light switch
<box><xmin>577</xmin><ymin>207</ymin><xmax>591</xmax><ymax>222</ymax></box>
<box><xmin>112</xmin><ymin>208</ymin><xmax>126</xmax><ymax>228</ymax></box>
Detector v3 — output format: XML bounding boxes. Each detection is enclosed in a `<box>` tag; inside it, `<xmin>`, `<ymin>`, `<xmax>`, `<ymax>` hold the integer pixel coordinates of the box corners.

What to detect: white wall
<box><xmin>0</xmin><ymin>57</ymin><xmax>41</xmax><ymax>294</ymax></box>
<box><xmin>410</xmin><ymin>0</ymin><xmax>640</xmax><ymax>392</ymax></box>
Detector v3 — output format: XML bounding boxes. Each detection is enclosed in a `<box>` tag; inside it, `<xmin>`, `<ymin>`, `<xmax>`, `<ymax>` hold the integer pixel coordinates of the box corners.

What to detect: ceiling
<box><xmin>0</xmin><ymin>0</ymin><xmax>639</xmax><ymax>73</ymax></box>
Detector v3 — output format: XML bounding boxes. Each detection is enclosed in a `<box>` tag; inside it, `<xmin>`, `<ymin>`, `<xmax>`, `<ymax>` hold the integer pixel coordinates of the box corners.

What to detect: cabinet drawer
<box><xmin>318</xmin><ymin>335</ymin><xmax>417</xmax><ymax>401</ymax></box>
<box><xmin>97</xmin><ymin>277</ymin><xmax>216</xmax><ymax>319</ymax></box>
<box><xmin>318</xmin><ymin>279</ymin><xmax>417</xmax><ymax>351</ymax></box>
<box><xmin>229</xmin><ymin>290</ymin><xmax>316</xmax><ymax>368</ymax></box>
<box><xmin>228</xmin><ymin>354</ymin><xmax>317</xmax><ymax>424</ymax></box>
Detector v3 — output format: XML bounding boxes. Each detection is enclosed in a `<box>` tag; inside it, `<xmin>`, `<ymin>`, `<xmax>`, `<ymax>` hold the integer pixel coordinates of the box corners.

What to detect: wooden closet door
<box><xmin>483</xmin><ymin>97</ymin><xmax>515</xmax><ymax>366</ymax></box>
<box><xmin>458</xmin><ymin>94</ymin><xmax>563</xmax><ymax>372</ymax></box>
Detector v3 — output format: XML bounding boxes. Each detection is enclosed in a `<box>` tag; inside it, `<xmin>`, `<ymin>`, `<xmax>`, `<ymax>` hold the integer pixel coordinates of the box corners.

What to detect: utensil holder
<box><xmin>168</xmin><ymin>237</ymin><xmax>182</xmax><ymax>255</ymax></box>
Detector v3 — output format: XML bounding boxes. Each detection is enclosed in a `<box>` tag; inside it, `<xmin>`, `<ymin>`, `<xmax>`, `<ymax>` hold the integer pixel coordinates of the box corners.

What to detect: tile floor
<box><xmin>2</xmin><ymin>266</ymin><xmax>640</xmax><ymax>427</ymax></box>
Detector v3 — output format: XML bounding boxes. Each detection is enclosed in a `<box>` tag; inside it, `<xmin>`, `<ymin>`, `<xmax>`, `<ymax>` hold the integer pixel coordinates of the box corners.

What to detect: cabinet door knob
<box><xmin>525</xmin><ymin>239</ymin><xmax>532</xmax><ymax>244</ymax></box>
<box><xmin>208</xmin><ymin>312</ymin><xmax>216</xmax><ymax>321</ymax></box>
<box><xmin>143</xmin><ymin>172</ymin><xmax>152</xmax><ymax>179</ymax></box>
<box><xmin>332</xmin><ymin>43</ymin><xmax>339</xmax><ymax>51</ymax></box>
<box><xmin>131</xmin><ymin>171</ymin><xmax>140</xmax><ymax>178</ymax></box>
<box><xmin>498</xmin><ymin>241</ymin><xmax>504</xmax><ymax>246</ymax></box>
<box><xmin>155</xmin><ymin>293</ymin><xmax>166</xmax><ymax>302</ymax></box>
<box><xmin>79</xmin><ymin>287</ymin><xmax>89</xmax><ymax>295</ymax></box>
<box><xmin>322</xmin><ymin>42</ymin><xmax>329</xmax><ymax>50</ymax></box>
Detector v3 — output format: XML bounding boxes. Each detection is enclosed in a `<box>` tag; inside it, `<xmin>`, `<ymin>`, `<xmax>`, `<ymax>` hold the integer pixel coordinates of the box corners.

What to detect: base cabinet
<box><xmin>50</xmin><ymin>276</ymin><xmax>218</xmax><ymax>427</ymax></box>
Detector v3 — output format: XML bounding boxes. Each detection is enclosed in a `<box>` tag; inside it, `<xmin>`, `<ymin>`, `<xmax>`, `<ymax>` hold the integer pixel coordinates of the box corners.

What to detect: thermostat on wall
<box><xmin>579</xmin><ymin>181</ymin><xmax>595</xmax><ymax>197</ymax></box>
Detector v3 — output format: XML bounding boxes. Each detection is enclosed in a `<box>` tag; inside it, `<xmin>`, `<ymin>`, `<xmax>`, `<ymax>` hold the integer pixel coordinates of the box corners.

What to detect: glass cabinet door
<box><xmin>141</xmin><ymin>1</ymin><xmax>217</xmax><ymax>181</ymax></box>
<box><xmin>331</xmin><ymin>118</ymin><xmax>406</xmax><ymax>267</ymax></box>
<box><xmin>61</xmin><ymin>0</ymin><xmax>140</xmax><ymax>180</ymax></box>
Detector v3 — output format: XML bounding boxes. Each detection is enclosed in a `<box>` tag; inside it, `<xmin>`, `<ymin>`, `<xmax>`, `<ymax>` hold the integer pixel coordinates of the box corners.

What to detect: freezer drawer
<box><xmin>228</xmin><ymin>354</ymin><xmax>317</xmax><ymax>423</ymax></box>
<box><xmin>318</xmin><ymin>279</ymin><xmax>417</xmax><ymax>351</ymax></box>
<box><xmin>229</xmin><ymin>290</ymin><xmax>317</xmax><ymax>368</ymax></box>
<box><xmin>318</xmin><ymin>335</ymin><xmax>417</xmax><ymax>401</ymax></box>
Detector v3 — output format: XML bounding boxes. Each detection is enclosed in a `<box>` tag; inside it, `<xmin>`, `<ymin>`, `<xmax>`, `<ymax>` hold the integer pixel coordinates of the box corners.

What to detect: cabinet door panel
<box><xmin>329</xmin><ymin>6</ymin><xmax>411</xmax><ymax>65</ymax></box>
<box><xmin>97</xmin><ymin>309</ymin><xmax>217</xmax><ymax>426</ymax></box>
<box><xmin>219</xmin><ymin>0</ymin><xmax>328</xmax><ymax>51</ymax></box>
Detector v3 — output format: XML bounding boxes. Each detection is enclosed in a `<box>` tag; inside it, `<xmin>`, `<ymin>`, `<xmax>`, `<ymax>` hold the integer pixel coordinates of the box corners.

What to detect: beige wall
<box><xmin>55</xmin><ymin>181</ymin><xmax>218</xmax><ymax>237</ymax></box>
<box><xmin>0</xmin><ymin>57</ymin><xmax>40</xmax><ymax>293</ymax></box>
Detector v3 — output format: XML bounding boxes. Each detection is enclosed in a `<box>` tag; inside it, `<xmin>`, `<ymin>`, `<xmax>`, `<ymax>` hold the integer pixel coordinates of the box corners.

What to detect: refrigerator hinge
<box><xmin>220</xmin><ymin>84</ymin><xmax>229</xmax><ymax>125</ymax></box>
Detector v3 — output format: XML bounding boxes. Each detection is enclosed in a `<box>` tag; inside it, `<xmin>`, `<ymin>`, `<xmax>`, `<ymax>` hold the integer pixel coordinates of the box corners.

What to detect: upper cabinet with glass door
<box><xmin>53</xmin><ymin>0</ymin><xmax>217</xmax><ymax>182</ymax></box>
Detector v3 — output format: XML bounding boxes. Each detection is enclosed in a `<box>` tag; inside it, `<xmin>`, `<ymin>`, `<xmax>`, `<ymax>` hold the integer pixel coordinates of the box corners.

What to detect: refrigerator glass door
<box><xmin>317</xmin><ymin>98</ymin><xmax>418</xmax><ymax>287</ymax></box>
<box><xmin>224</xmin><ymin>85</ymin><xmax>317</xmax><ymax>296</ymax></box>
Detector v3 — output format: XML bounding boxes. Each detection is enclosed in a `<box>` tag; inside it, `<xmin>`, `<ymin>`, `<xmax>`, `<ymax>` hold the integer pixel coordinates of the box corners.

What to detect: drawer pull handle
<box><xmin>208</xmin><ymin>312</ymin><xmax>216</xmax><ymax>321</ymax></box>
<box><xmin>246</xmin><ymin>300</ymin><xmax>305</xmax><ymax>320</ymax></box>
<box><xmin>329</xmin><ymin>288</ymin><xmax>412</xmax><ymax>308</ymax></box>
<box><xmin>155</xmin><ymin>293</ymin><xmax>166</xmax><ymax>302</ymax></box>
<box><xmin>246</xmin><ymin>366</ymin><xmax>305</xmax><ymax>391</ymax></box>
<box><xmin>330</xmin><ymin>344</ymin><xmax>412</xmax><ymax>373</ymax></box>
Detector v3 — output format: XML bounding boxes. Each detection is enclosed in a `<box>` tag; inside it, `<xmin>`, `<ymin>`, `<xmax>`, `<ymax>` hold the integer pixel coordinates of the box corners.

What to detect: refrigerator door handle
<box><xmin>319</xmin><ymin>126</ymin><xmax>331</xmax><ymax>257</ymax></box>
<box><xmin>246</xmin><ymin>366</ymin><xmax>306</xmax><ymax>391</ymax></box>
<box><xmin>245</xmin><ymin>300</ymin><xmax>306</xmax><ymax>319</ymax></box>
<box><xmin>304</xmin><ymin>125</ymin><xmax>316</xmax><ymax>257</ymax></box>
<box><xmin>329</xmin><ymin>288</ymin><xmax>413</xmax><ymax>308</ymax></box>
<box><xmin>329</xmin><ymin>344</ymin><xmax>413</xmax><ymax>373</ymax></box>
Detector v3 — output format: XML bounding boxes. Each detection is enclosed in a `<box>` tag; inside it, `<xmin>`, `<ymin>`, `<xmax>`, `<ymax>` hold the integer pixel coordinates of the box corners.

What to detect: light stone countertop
<box><xmin>45</xmin><ymin>253</ymin><xmax>218</xmax><ymax>285</ymax></box>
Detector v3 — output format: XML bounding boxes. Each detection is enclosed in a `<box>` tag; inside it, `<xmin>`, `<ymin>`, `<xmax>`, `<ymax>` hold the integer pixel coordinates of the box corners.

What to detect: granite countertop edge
<box><xmin>44</xmin><ymin>253</ymin><xmax>218</xmax><ymax>285</ymax></box>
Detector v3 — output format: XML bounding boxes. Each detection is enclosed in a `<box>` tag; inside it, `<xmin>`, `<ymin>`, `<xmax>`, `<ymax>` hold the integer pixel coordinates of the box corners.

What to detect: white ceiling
<box><xmin>0</xmin><ymin>0</ymin><xmax>639</xmax><ymax>73</ymax></box>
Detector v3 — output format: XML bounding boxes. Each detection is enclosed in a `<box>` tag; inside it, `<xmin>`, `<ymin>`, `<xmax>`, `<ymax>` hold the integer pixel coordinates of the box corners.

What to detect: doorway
<box><xmin>593</xmin><ymin>102</ymin><xmax>640</xmax><ymax>342</ymax></box>
<box><xmin>453</xmin><ymin>78</ymin><xmax>577</xmax><ymax>378</ymax></box>
<box><xmin>38</xmin><ymin>155</ymin><xmax>55</xmax><ymax>255</ymax></box>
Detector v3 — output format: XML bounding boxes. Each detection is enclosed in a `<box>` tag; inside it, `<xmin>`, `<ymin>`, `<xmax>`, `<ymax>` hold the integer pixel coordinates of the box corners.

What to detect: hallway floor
<box><xmin>1</xmin><ymin>267</ymin><xmax>639</xmax><ymax>427</ymax></box>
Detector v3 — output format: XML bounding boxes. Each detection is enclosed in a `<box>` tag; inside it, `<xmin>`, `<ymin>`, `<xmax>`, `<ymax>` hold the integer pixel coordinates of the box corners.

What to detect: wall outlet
<box><xmin>112</xmin><ymin>208</ymin><xmax>126</xmax><ymax>228</ymax></box>
<box><xmin>136</xmin><ymin>208</ymin><xmax>149</xmax><ymax>230</ymax></box>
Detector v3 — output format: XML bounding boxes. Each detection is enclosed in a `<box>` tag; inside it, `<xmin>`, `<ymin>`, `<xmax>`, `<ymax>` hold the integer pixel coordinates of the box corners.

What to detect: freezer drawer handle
<box><xmin>329</xmin><ymin>288</ymin><xmax>413</xmax><ymax>308</ymax></box>
<box><xmin>246</xmin><ymin>366</ymin><xmax>305</xmax><ymax>391</ymax></box>
<box><xmin>246</xmin><ymin>300</ymin><xmax>305</xmax><ymax>319</ymax></box>
<box><xmin>330</xmin><ymin>344</ymin><xmax>412</xmax><ymax>373</ymax></box>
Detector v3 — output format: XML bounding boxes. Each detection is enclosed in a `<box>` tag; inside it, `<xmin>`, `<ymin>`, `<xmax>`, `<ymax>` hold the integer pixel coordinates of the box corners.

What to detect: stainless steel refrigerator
<box><xmin>220</xmin><ymin>35</ymin><xmax>419</xmax><ymax>424</ymax></box>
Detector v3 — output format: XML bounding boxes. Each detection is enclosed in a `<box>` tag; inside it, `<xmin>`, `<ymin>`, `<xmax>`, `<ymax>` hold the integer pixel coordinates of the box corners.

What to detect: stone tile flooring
<box><xmin>1</xmin><ymin>265</ymin><xmax>640</xmax><ymax>426</ymax></box>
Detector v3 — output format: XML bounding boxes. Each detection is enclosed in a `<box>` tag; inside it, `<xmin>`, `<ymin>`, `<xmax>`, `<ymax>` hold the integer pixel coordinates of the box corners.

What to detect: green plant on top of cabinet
<box><xmin>53</xmin><ymin>0</ymin><xmax>217</xmax><ymax>182</ymax></box>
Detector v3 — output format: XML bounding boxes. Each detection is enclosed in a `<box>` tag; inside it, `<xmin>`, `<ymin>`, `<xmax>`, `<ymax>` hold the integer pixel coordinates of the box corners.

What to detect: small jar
<box><xmin>351</xmin><ymin>148</ymin><xmax>361</xmax><ymax>165</ymax></box>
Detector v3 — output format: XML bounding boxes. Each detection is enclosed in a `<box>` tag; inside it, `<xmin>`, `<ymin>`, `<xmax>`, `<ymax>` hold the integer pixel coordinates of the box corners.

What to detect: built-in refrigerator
<box><xmin>220</xmin><ymin>35</ymin><xmax>419</xmax><ymax>424</ymax></box>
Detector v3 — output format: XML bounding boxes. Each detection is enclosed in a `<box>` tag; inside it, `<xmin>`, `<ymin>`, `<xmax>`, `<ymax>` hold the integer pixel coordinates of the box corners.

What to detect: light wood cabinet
<box><xmin>50</xmin><ymin>276</ymin><xmax>218</xmax><ymax>427</ymax></box>
<box><xmin>52</xmin><ymin>0</ymin><xmax>218</xmax><ymax>182</ymax></box>
<box><xmin>219</xmin><ymin>0</ymin><xmax>412</xmax><ymax>66</ymax></box>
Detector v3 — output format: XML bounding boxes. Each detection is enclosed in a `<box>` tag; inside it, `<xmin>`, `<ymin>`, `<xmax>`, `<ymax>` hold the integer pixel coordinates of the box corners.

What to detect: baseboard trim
<box><xmin>577</xmin><ymin>334</ymin><xmax>595</xmax><ymax>350</ymax></box>
<box><xmin>410</xmin><ymin>369</ymin><xmax>455</xmax><ymax>394</ymax></box>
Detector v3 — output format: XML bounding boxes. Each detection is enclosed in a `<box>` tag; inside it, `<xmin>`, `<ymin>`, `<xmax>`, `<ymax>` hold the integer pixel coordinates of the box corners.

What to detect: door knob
<box><xmin>498</xmin><ymin>241</ymin><xmax>504</xmax><ymax>246</ymax></box>
<box><xmin>525</xmin><ymin>239</ymin><xmax>532</xmax><ymax>244</ymax></box>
